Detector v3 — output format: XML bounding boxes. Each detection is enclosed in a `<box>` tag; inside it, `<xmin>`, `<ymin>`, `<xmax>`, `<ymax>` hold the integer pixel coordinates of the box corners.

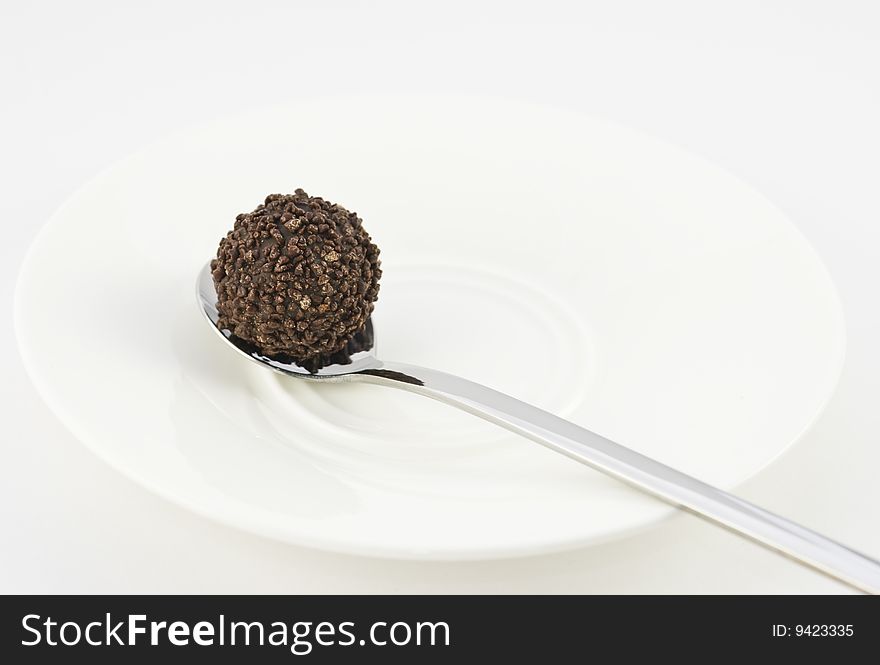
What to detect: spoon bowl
<box><xmin>197</xmin><ymin>263</ymin><xmax>381</xmax><ymax>380</ymax></box>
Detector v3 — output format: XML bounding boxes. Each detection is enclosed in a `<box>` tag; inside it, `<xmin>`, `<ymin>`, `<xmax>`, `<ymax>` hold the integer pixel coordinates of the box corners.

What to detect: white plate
<box><xmin>15</xmin><ymin>95</ymin><xmax>845</xmax><ymax>559</ymax></box>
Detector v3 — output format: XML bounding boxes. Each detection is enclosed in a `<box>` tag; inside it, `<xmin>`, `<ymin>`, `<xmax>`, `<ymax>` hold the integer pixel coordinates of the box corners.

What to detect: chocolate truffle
<box><xmin>211</xmin><ymin>188</ymin><xmax>381</xmax><ymax>363</ymax></box>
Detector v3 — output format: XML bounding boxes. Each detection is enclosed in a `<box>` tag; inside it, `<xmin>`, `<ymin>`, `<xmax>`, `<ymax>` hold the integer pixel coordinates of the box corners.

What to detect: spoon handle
<box><xmin>356</xmin><ymin>361</ymin><xmax>880</xmax><ymax>594</ymax></box>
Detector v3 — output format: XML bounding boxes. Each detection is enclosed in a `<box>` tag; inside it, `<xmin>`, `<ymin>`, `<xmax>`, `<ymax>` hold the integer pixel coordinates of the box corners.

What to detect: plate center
<box><xmin>253</xmin><ymin>264</ymin><xmax>594</xmax><ymax>460</ymax></box>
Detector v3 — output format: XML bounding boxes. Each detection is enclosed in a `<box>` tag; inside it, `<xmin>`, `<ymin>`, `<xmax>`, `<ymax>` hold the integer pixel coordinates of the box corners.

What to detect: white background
<box><xmin>2</xmin><ymin>1</ymin><xmax>878</xmax><ymax>593</ymax></box>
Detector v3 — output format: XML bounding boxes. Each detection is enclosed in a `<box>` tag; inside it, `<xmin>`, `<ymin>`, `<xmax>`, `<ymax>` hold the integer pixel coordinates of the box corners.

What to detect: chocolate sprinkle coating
<box><xmin>211</xmin><ymin>188</ymin><xmax>381</xmax><ymax>362</ymax></box>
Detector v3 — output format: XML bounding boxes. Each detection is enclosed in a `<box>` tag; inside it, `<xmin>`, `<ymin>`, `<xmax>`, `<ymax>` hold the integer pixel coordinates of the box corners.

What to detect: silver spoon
<box><xmin>197</xmin><ymin>263</ymin><xmax>879</xmax><ymax>593</ymax></box>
